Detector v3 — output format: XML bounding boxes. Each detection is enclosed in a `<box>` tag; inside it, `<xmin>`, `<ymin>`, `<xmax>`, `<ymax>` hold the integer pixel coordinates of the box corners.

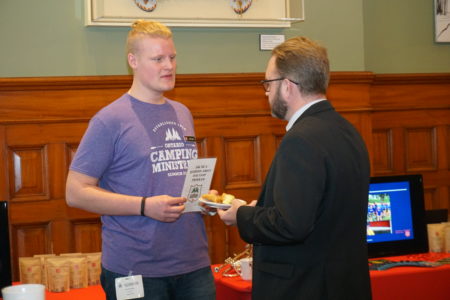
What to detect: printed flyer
<box><xmin>181</xmin><ymin>158</ymin><xmax>217</xmax><ymax>213</ymax></box>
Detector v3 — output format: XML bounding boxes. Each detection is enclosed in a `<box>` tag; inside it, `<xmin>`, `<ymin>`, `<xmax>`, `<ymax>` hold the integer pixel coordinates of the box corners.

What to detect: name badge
<box><xmin>184</xmin><ymin>136</ymin><xmax>196</xmax><ymax>142</ymax></box>
<box><xmin>115</xmin><ymin>275</ymin><xmax>144</xmax><ymax>300</ymax></box>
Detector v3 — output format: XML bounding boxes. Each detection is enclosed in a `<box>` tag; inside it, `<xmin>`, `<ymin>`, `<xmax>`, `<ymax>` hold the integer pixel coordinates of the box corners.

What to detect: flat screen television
<box><xmin>0</xmin><ymin>201</ymin><xmax>12</xmax><ymax>296</ymax></box>
<box><xmin>366</xmin><ymin>174</ymin><xmax>428</xmax><ymax>258</ymax></box>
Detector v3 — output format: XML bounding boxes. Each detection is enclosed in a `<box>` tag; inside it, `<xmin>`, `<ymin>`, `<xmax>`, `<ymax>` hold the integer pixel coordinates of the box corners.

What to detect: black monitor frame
<box><xmin>0</xmin><ymin>201</ymin><xmax>12</xmax><ymax>296</ymax></box>
<box><xmin>367</xmin><ymin>174</ymin><xmax>428</xmax><ymax>258</ymax></box>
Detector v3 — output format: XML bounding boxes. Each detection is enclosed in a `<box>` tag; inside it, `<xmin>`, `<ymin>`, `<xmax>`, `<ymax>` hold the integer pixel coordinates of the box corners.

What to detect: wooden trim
<box><xmin>1</xmin><ymin>72</ymin><xmax>449</xmax><ymax>280</ymax></box>
<box><xmin>0</xmin><ymin>72</ymin><xmax>379</xmax><ymax>91</ymax></box>
<box><xmin>373</xmin><ymin>73</ymin><xmax>450</xmax><ymax>85</ymax></box>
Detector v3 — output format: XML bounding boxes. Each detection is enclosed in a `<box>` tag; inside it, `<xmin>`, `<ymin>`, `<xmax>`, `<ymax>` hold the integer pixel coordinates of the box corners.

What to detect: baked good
<box><xmin>201</xmin><ymin>192</ymin><xmax>235</xmax><ymax>204</ymax></box>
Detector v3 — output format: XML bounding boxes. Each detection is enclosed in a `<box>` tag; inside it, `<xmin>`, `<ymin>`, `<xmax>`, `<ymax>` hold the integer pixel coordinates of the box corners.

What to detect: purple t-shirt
<box><xmin>70</xmin><ymin>93</ymin><xmax>210</xmax><ymax>277</ymax></box>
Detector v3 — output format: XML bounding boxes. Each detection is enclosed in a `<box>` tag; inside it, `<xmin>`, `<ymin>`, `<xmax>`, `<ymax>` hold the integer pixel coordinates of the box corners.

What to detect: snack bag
<box><xmin>34</xmin><ymin>253</ymin><xmax>56</xmax><ymax>288</ymax></box>
<box><xmin>46</xmin><ymin>257</ymin><xmax>70</xmax><ymax>292</ymax></box>
<box><xmin>19</xmin><ymin>257</ymin><xmax>42</xmax><ymax>284</ymax></box>
<box><xmin>85</xmin><ymin>252</ymin><xmax>102</xmax><ymax>286</ymax></box>
<box><xmin>67</xmin><ymin>256</ymin><xmax>88</xmax><ymax>289</ymax></box>
<box><xmin>59</xmin><ymin>252</ymin><xmax>83</xmax><ymax>257</ymax></box>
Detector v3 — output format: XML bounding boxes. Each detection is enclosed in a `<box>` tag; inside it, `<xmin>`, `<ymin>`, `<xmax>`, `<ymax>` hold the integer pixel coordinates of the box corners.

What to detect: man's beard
<box><xmin>271</xmin><ymin>87</ymin><xmax>288</xmax><ymax>120</ymax></box>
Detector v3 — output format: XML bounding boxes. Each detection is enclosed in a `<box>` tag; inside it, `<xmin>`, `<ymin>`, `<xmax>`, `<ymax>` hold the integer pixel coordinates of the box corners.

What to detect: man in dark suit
<box><xmin>218</xmin><ymin>36</ymin><xmax>372</xmax><ymax>300</ymax></box>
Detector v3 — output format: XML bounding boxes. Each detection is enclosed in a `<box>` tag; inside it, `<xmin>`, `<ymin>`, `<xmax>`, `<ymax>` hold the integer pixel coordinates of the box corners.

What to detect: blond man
<box><xmin>66</xmin><ymin>20</ymin><xmax>215</xmax><ymax>300</ymax></box>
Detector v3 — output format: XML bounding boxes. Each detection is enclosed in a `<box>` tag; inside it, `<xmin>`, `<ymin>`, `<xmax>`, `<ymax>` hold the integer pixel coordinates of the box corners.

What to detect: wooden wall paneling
<box><xmin>4</xmin><ymin>121</ymin><xmax>102</xmax><ymax>280</ymax></box>
<box><xmin>202</xmin><ymin>214</ymin><xmax>225</xmax><ymax>264</ymax></box>
<box><xmin>371</xmin><ymin>74</ymin><xmax>450</xmax><ymax>216</ymax></box>
<box><xmin>223</xmin><ymin>135</ymin><xmax>262</xmax><ymax>189</ymax></box>
<box><xmin>405</xmin><ymin>127</ymin><xmax>437</xmax><ymax>172</ymax></box>
<box><xmin>11</xmin><ymin>223</ymin><xmax>51</xmax><ymax>280</ymax></box>
<box><xmin>168</xmin><ymin>85</ymin><xmax>269</xmax><ymax>117</ymax></box>
<box><xmin>167</xmin><ymin>73</ymin><xmax>269</xmax><ymax>118</ymax></box>
<box><xmin>6</xmin><ymin>126</ymin><xmax>52</xmax><ymax>281</ymax></box>
<box><xmin>424</xmin><ymin>173</ymin><xmax>450</xmax><ymax>211</ymax></box>
<box><xmin>71</xmin><ymin>219</ymin><xmax>102</xmax><ymax>253</ymax></box>
<box><xmin>64</xmin><ymin>129</ymin><xmax>102</xmax><ymax>256</ymax></box>
<box><xmin>445</xmin><ymin>125</ymin><xmax>450</xmax><ymax>211</ymax></box>
<box><xmin>258</xmin><ymin>133</ymin><xmax>281</xmax><ymax>188</ymax></box>
<box><xmin>212</xmin><ymin>135</ymin><xmax>248</xmax><ymax>263</ymax></box>
<box><xmin>370</xmin><ymin>74</ymin><xmax>450</xmax><ymax>111</ymax></box>
<box><xmin>447</xmin><ymin>125</ymin><xmax>450</xmax><ymax>171</ymax></box>
<box><xmin>50</xmin><ymin>219</ymin><xmax>72</xmax><ymax>256</ymax></box>
<box><xmin>392</xmin><ymin>128</ymin><xmax>407</xmax><ymax>173</ymax></box>
<box><xmin>372</xmin><ymin>128</ymin><xmax>394</xmax><ymax>173</ymax></box>
<box><xmin>195</xmin><ymin>137</ymin><xmax>208</xmax><ymax>158</ymax></box>
<box><xmin>8</xmin><ymin>144</ymin><xmax>49</xmax><ymax>201</ymax></box>
<box><xmin>372</xmin><ymin>115</ymin><xmax>449</xmax><ymax>211</ymax></box>
<box><xmin>327</xmin><ymin>72</ymin><xmax>374</xmax><ymax>173</ymax></box>
<box><xmin>223</xmin><ymin>135</ymin><xmax>262</xmax><ymax>258</ymax></box>
<box><xmin>340</xmin><ymin>111</ymin><xmax>374</xmax><ymax>172</ymax></box>
<box><xmin>0</xmin><ymin>76</ymin><xmax>131</xmax><ymax>123</ymax></box>
<box><xmin>194</xmin><ymin>114</ymin><xmax>286</xmax><ymax>261</ymax></box>
<box><xmin>436</xmin><ymin>125</ymin><xmax>450</xmax><ymax>170</ymax></box>
<box><xmin>423</xmin><ymin>185</ymin><xmax>441</xmax><ymax>210</ymax></box>
<box><xmin>65</xmin><ymin>142</ymin><xmax>79</xmax><ymax>180</ymax></box>
<box><xmin>371</xmin><ymin>111</ymin><xmax>450</xmax><ymax>162</ymax></box>
<box><xmin>327</xmin><ymin>72</ymin><xmax>373</xmax><ymax>111</ymax></box>
<box><xmin>48</xmin><ymin>143</ymin><xmax>67</xmax><ymax>199</ymax></box>
<box><xmin>197</xmin><ymin>135</ymin><xmax>228</xmax><ymax>263</ymax></box>
<box><xmin>13</xmin><ymin>223</ymin><xmax>51</xmax><ymax>256</ymax></box>
<box><xmin>1</xmin><ymin>72</ymin><xmax>450</xmax><ymax>275</ymax></box>
<box><xmin>0</xmin><ymin>126</ymin><xmax>8</xmax><ymax>202</ymax></box>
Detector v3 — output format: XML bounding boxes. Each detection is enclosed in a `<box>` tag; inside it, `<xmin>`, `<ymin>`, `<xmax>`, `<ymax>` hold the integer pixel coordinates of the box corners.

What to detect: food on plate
<box><xmin>201</xmin><ymin>192</ymin><xmax>236</xmax><ymax>204</ymax></box>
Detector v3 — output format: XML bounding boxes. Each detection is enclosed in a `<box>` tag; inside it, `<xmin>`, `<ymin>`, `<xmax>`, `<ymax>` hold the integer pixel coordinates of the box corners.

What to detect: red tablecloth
<box><xmin>4</xmin><ymin>283</ymin><xmax>105</xmax><ymax>300</ymax></box>
<box><xmin>370</xmin><ymin>252</ymin><xmax>450</xmax><ymax>300</ymax></box>
<box><xmin>6</xmin><ymin>254</ymin><xmax>449</xmax><ymax>300</ymax></box>
<box><xmin>213</xmin><ymin>265</ymin><xmax>251</xmax><ymax>300</ymax></box>
<box><xmin>46</xmin><ymin>285</ymin><xmax>105</xmax><ymax>300</ymax></box>
<box><xmin>213</xmin><ymin>252</ymin><xmax>450</xmax><ymax>300</ymax></box>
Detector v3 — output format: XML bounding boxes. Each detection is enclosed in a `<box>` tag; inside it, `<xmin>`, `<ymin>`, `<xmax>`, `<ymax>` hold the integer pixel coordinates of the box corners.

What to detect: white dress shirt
<box><xmin>286</xmin><ymin>99</ymin><xmax>326</xmax><ymax>131</ymax></box>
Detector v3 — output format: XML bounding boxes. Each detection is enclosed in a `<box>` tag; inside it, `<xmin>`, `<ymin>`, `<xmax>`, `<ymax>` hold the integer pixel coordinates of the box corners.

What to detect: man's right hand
<box><xmin>144</xmin><ymin>195</ymin><xmax>187</xmax><ymax>222</ymax></box>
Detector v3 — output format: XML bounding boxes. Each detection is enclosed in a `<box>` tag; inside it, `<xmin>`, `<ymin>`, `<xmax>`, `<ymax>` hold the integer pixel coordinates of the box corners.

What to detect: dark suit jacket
<box><xmin>237</xmin><ymin>100</ymin><xmax>372</xmax><ymax>300</ymax></box>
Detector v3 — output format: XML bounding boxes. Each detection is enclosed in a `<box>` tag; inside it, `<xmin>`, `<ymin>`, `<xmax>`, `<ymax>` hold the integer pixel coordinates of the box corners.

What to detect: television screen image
<box><xmin>367</xmin><ymin>193</ymin><xmax>393</xmax><ymax>235</ymax></box>
<box><xmin>366</xmin><ymin>175</ymin><xmax>428</xmax><ymax>258</ymax></box>
<box><xmin>367</xmin><ymin>180</ymin><xmax>413</xmax><ymax>242</ymax></box>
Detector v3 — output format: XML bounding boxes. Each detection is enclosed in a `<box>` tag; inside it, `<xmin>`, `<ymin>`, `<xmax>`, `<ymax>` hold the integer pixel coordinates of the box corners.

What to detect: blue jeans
<box><xmin>101</xmin><ymin>266</ymin><xmax>216</xmax><ymax>300</ymax></box>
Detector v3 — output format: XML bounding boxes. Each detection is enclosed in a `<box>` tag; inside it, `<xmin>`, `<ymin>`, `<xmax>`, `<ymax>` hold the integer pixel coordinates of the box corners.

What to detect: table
<box><xmin>213</xmin><ymin>265</ymin><xmax>251</xmax><ymax>300</ymax></box>
<box><xmin>1</xmin><ymin>284</ymin><xmax>105</xmax><ymax>300</ymax></box>
<box><xmin>213</xmin><ymin>252</ymin><xmax>450</xmax><ymax>300</ymax></box>
<box><xmin>370</xmin><ymin>252</ymin><xmax>450</xmax><ymax>300</ymax></box>
<box><xmin>45</xmin><ymin>285</ymin><xmax>105</xmax><ymax>300</ymax></box>
<box><xmin>5</xmin><ymin>254</ymin><xmax>449</xmax><ymax>300</ymax></box>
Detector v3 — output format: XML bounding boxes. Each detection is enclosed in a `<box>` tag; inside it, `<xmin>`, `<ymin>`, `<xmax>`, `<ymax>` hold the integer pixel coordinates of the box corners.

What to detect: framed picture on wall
<box><xmin>434</xmin><ymin>0</ymin><xmax>450</xmax><ymax>42</ymax></box>
<box><xmin>85</xmin><ymin>0</ymin><xmax>304</xmax><ymax>28</ymax></box>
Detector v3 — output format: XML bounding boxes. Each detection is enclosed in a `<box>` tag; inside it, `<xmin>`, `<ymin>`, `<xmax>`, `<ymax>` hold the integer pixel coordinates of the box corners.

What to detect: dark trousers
<box><xmin>101</xmin><ymin>266</ymin><xmax>216</xmax><ymax>300</ymax></box>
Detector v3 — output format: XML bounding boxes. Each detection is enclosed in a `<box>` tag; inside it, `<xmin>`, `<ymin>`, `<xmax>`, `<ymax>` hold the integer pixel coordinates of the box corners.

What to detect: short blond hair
<box><xmin>126</xmin><ymin>20</ymin><xmax>172</xmax><ymax>54</ymax></box>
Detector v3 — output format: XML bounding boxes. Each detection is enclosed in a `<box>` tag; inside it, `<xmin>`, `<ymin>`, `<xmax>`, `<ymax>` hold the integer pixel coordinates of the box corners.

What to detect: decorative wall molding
<box><xmin>85</xmin><ymin>0</ymin><xmax>304</xmax><ymax>28</ymax></box>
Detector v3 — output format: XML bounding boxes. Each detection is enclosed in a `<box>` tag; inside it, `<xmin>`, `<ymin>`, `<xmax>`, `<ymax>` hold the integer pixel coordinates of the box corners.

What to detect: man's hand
<box><xmin>144</xmin><ymin>195</ymin><xmax>186</xmax><ymax>222</ymax></box>
<box><xmin>218</xmin><ymin>199</ymin><xmax>257</xmax><ymax>225</ymax></box>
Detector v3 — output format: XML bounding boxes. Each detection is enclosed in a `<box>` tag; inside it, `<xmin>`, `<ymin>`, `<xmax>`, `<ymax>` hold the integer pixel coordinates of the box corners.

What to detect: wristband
<box><xmin>140</xmin><ymin>197</ymin><xmax>147</xmax><ymax>216</ymax></box>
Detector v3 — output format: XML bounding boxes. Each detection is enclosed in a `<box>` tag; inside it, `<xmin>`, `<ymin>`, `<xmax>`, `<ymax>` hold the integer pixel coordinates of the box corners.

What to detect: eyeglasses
<box><xmin>260</xmin><ymin>78</ymin><xmax>299</xmax><ymax>92</ymax></box>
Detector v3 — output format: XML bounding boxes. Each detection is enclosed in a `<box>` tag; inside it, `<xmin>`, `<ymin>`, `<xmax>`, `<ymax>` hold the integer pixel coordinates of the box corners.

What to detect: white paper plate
<box><xmin>199</xmin><ymin>198</ymin><xmax>246</xmax><ymax>210</ymax></box>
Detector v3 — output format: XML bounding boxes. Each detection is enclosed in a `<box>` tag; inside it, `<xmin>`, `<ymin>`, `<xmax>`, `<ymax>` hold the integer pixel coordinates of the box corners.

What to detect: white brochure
<box><xmin>182</xmin><ymin>158</ymin><xmax>217</xmax><ymax>213</ymax></box>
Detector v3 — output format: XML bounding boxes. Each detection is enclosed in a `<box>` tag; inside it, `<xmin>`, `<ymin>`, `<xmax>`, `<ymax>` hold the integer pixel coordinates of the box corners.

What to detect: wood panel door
<box><xmin>1</xmin><ymin>122</ymin><xmax>102</xmax><ymax>280</ymax></box>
